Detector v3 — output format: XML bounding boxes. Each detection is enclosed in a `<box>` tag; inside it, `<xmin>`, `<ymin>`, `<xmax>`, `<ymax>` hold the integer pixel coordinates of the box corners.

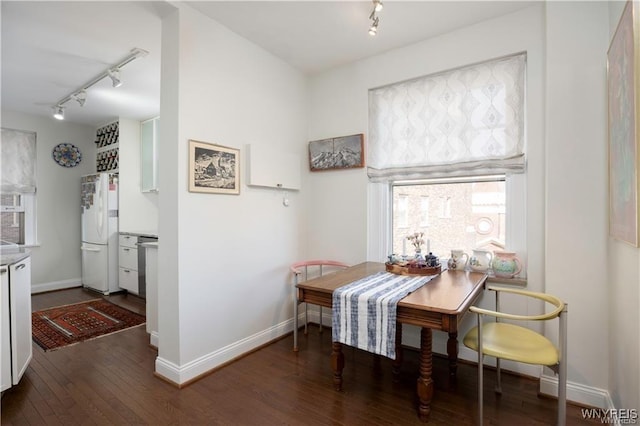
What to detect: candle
<box><xmin>402</xmin><ymin>238</ymin><xmax>406</xmax><ymax>256</ymax></box>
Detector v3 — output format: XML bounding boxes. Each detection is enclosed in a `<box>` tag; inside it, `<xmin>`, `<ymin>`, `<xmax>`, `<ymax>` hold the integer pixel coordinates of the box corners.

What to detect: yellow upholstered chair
<box><xmin>290</xmin><ymin>260</ymin><xmax>348</xmax><ymax>352</ymax></box>
<box><xmin>463</xmin><ymin>286</ymin><xmax>567</xmax><ymax>426</ymax></box>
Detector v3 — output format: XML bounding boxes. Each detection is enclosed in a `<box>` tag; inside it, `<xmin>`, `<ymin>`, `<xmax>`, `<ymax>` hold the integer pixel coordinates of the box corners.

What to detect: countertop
<box><xmin>119</xmin><ymin>231</ymin><xmax>158</xmax><ymax>239</ymax></box>
<box><xmin>0</xmin><ymin>248</ymin><xmax>31</xmax><ymax>266</ymax></box>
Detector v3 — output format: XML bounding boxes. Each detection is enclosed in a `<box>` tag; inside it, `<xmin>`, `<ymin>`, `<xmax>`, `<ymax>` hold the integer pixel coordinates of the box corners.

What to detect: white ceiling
<box><xmin>1</xmin><ymin>1</ymin><xmax>535</xmax><ymax>127</ymax></box>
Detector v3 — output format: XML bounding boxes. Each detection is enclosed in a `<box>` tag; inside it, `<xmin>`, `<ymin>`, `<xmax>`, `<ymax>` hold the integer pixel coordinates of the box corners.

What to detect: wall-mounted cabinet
<box><xmin>141</xmin><ymin>117</ymin><xmax>159</xmax><ymax>193</ymax></box>
<box><xmin>246</xmin><ymin>144</ymin><xmax>301</xmax><ymax>190</ymax></box>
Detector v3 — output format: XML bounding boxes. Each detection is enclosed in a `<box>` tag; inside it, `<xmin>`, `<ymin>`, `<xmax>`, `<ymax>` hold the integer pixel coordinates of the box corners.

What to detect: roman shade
<box><xmin>367</xmin><ymin>53</ymin><xmax>526</xmax><ymax>182</ymax></box>
<box><xmin>1</xmin><ymin>128</ymin><xmax>37</xmax><ymax>193</ymax></box>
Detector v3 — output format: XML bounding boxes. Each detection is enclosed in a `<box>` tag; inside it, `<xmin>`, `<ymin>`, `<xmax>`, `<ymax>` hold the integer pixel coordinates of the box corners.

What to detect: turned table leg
<box><xmin>392</xmin><ymin>323</ymin><xmax>403</xmax><ymax>382</ymax></box>
<box><xmin>447</xmin><ymin>331</ymin><xmax>458</xmax><ymax>379</ymax></box>
<box><xmin>417</xmin><ymin>328</ymin><xmax>434</xmax><ymax>422</ymax></box>
<box><xmin>331</xmin><ymin>341</ymin><xmax>344</xmax><ymax>391</ymax></box>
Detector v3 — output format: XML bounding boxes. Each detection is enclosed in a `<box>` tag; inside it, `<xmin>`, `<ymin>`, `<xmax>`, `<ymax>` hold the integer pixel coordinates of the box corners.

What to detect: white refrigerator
<box><xmin>81</xmin><ymin>173</ymin><xmax>119</xmax><ymax>294</ymax></box>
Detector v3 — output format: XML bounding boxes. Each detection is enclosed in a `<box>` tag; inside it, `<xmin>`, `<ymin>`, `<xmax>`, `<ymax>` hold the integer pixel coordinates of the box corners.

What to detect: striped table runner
<box><xmin>331</xmin><ymin>271</ymin><xmax>437</xmax><ymax>360</ymax></box>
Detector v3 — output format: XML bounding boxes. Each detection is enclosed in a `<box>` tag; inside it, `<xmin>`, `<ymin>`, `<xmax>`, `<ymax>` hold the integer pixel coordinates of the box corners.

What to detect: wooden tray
<box><xmin>385</xmin><ymin>262</ymin><xmax>441</xmax><ymax>276</ymax></box>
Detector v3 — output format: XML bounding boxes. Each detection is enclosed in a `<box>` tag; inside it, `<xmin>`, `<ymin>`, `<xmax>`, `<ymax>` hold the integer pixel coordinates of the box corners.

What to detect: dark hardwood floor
<box><xmin>2</xmin><ymin>288</ymin><xmax>599</xmax><ymax>425</ymax></box>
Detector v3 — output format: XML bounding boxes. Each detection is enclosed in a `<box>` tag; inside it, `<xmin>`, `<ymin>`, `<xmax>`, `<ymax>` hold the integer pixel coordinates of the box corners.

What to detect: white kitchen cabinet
<box><xmin>118</xmin><ymin>234</ymin><xmax>139</xmax><ymax>295</ymax></box>
<box><xmin>141</xmin><ymin>117</ymin><xmax>159</xmax><ymax>193</ymax></box>
<box><xmin>1</xmin><ymin>254</ymin><xmax>32</xmax><ymax>391</ymax></box>
<box><xmin>1</xmin><ymin>266</ymin><xmax>11</xmax><ymax>391</ymax></box>
<box><xmin>10</xmin><ymin>257</ymin><xmax>32</xmax><ymax>384</ymax></box>
<box><xmin>246</xmin><ymin>144</ymin><xmax>301</xmax><ymax>190</ymax></box>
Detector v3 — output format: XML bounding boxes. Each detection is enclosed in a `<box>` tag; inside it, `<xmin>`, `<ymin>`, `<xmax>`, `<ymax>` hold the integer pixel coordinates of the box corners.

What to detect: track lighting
<box><xmin>53</xmin><ymin>105</ymin><xmax>65</xmax><ymax>120</ymax></box>
<box><xmin>369</xmin><ymin>17</ymin><xmax>379</xmax><ymax>36</ymax></box>
<box><xmin>70</xmin><ymin>90</ymin><xmax>87</xmax><ymax>107</ymax></box>
<box><xmin>368</xmin><ymin>0</ymin><xmax>383</xmax><ymax>36</ymax></box>
<box><xmin>50</xmin><ymin>48</ymin><xmax>148</xmax><ymax>120</ymax></box>
<box><xmin>107</xmin><ymin>68</ymin><xmax>122</xmax><ymax>88</ymax></box>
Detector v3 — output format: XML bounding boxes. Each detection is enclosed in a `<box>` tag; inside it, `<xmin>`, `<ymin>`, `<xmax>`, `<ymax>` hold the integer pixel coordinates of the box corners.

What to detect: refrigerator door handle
<box><xmin>96</xmin><ymin>177</ymin><xmax>104</xmax><ymax>240</ymax></box>
<box><xmin>81</xmin><ymin>246</ymin><xmax>101</xmax><ymax>252</ymax></box>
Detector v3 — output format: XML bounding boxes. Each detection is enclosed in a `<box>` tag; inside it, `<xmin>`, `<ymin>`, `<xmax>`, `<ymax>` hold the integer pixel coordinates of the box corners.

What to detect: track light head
<box><xmin>108</xmin><ymin>68</ymin><xmax>122</xmax><ymax>88</ymax></box>
<box><xmin>71</xmin><ymin>90</ymin><xmax>87</xmax><ymax>107</ymax></box>
<box><xmin>368</xmin><ymin>0</ymin><xmax>382</xmax><ymax>36</ymax></box>
<box><xmin>53</xmin><ymin>105</ymin><xmax>65</xmax><ymax>120</ymax></box>
<box><xmin>369</xmin><ymin>17</ymin><xmax>379</xmax><ymax>36</ymax></box>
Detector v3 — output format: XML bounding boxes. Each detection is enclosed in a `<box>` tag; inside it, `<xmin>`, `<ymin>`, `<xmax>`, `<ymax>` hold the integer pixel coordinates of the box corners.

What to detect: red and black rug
<box><xmin>32</xmin><ymin>299</ymin><xmax>146</xmax><ymax>351</ymax></box>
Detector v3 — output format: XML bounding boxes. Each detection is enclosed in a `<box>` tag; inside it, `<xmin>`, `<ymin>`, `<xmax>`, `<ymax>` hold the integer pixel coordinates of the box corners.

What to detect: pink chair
<box><xmin>290</xmin><ymin>260</ymin><xmax>349</xmax><ymax>352</ymax></box>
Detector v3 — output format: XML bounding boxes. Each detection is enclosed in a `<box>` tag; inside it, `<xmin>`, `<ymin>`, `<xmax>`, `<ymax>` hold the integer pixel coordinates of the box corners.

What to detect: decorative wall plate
<box><xmin>52</xmin><ymin>143</ymin><xmax>82</xmax><ymax>167</ymax></box>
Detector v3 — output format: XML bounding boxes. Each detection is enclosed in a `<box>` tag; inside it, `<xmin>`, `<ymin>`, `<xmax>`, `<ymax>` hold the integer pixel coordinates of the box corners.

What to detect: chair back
<box><xmin>291</xmin><ymin>260</ymin><xmax>349</xmax><ymax>284</ymax></box>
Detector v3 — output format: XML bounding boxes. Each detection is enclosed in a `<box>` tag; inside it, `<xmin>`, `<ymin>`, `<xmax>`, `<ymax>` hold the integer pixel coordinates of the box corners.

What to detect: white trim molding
<box><xmin>149</xmin><ymin>331</ymin><xmax>159</xmax><ymax>348</ymax></box>
<box><xmin>540</xmin><ymin>374</ymin><xmax>612</xmax><ymax>409</ymax></box>
<box><xmin>155</xmin><ymin>317</ymin><xmax>294</xmax><ymax>385</ymax></box>
<box><xmin>31</xmin><ymin>278</ymin><xmax>81</xmax><ymax>294</ymax></box>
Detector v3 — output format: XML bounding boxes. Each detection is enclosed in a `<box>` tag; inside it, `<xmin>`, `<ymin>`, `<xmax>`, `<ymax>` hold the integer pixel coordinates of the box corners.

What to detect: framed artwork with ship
<box><xmin>189</xmin><ymin>140</ymin><xmax>240</xmax><ymax>195</ymax></box>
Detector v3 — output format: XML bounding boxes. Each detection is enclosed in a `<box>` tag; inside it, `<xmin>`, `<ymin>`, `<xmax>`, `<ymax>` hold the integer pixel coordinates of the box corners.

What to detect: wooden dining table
<box><xmin>296</xmin><ymin>261</ymin><xmax>487</xmax><ymax>422</ymax></box>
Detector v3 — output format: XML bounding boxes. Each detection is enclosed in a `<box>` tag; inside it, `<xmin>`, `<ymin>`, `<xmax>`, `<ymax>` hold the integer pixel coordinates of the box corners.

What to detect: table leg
<box><xmin>331</xmin><ymin>341</ymin><xmax>344</xmax><ymax>391</ymax></box>
<box><xmin>417</xmin><ymin>328</ymin><xmax>434</xmax><ymax>422</ymax></box>
<box><xmin>447</xmin><ymin>331</ymin><xmax>458</xmax><ymax>378</ymax></box>
<box><xmin>392</xmin><ymin>323</ymin><xmax>403</xmax><ymax>382</ymax></box>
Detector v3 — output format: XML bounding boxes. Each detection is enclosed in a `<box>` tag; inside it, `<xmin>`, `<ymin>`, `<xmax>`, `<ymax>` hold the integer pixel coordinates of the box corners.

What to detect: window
<box><xmin>1</xmin><ymin>128</ymin><xmax>37</xmax><ymax>246</ymax></box>
<box><xmin>420</xmin><ymin>196</ymin><xmax>429</xmax><ymax>227</ymax></box>
<box><xmin>396</xmin><ymin>195</ymin><xmax>409</xmax><ymax>228</ymax></box>
<box><xmin>1</xmin><ymin>194</ymin><xmax>25</xmax><ymax>244</ymax></box>
<box><xmin>367</xmin><ymin>54</ymin><xmax>526</xmax><ymax>272</ymax></box>
<box><xmin>439</xmin><ymin>196</ymin><xmax>452</xmax><ymax>218</ymax></box>
<box><xmin>391</xmin><ymin>177</ymin><xmax>505</xmax><ymax>258</ymax></box>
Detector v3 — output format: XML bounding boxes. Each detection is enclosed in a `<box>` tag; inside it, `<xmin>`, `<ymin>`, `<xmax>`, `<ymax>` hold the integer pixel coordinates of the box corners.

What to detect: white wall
<box><xmin>307</xmin><ymin>5</ymin><xmax>546</xmax><ymax>373</ymax></box>
<box><xmin>607</xmin><ymin>1</ymin><xmax>640</xmax><ymax>412</ymax></box>
<box><xmin>544</xmin><ymin>1</ymin><xmax>611</xmax><ymax>403</ymax></box>
<box><xmin>156</xmin><ymin>4</ymin><xmax>308</xmax><ymax>382</ymax></box>
<box><xmin>118</xmin><ymin>117</ymin><xmax>159</xmax><ymax>234</ymax></box>
<box><xmin>1</xmin><ymin>110</ymin><xmax>96</xmax><ymax>291</ymax></box>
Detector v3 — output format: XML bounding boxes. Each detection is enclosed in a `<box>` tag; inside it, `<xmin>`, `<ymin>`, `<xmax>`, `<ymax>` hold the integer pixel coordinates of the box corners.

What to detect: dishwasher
<box><xmin>136</xmin><ymin>236</ymin><xmax>158</xmax><ymax>298</ymax></box>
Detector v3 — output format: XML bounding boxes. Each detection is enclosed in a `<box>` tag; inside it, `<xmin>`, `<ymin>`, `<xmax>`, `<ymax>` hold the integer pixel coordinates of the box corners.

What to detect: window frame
<box><xmin>366</xmin><ymin>173</ymin><xmax>526</xmax><ymax>278</ymax></box>
<box><xmin>0</xmin><ymin>192</ymin><xmax>37</xmax><ymax>246</ymax></box>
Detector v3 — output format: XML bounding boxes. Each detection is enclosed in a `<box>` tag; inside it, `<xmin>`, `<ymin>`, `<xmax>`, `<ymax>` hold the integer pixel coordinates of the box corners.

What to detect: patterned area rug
<box><xmin>32</xmin><ymin>299</ymin><xmax>146</xmax><ymax>351</ymax></box>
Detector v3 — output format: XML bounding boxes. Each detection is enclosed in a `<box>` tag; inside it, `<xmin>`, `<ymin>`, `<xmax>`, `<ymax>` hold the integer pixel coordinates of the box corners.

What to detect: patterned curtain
<box><xmin>368</xmin><ymin>53</ymin><xmax>526</xmax><ymax>182</ymax></box>
<box><xmin>1</xmin><ymin>128</ymin><xmax>37</xmax><ymax>193</ymax></box>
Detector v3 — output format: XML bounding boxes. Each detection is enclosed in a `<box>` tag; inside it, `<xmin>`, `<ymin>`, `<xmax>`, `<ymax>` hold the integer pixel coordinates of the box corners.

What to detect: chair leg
<box><xmin>319</xmin><ymin>306</ymin><xmax>323</xmax><ymax>333</ymax></box>
<box><xmin>304</xmin><ymin>303</ymin><xmax>309</xmax><ymax>335</ymax></box>
<box><xmin>558</xmin><ymin>361</ymin><xmax>567</xmax><ymax>426</ymax></box>
<box><xmin>558</xmin><ymin>307</ymin><xmax>568</xmax><ymax>426</ymax></box>
<box><xmin>476</xmin><ymin>312</ymin><xmax>484</xmax><ymax>426</ymax></box>
<box><xmin>495</xmin><ymin>358</ymin><xmax>502</xmax><ymax>394</ymax></box>
<box><xmin>293</xmin><ymin>298</ymin><xmax>299</xmax><ymax>352</ymax></box>
<box><xmin>478</xmin><ymin>352</ymin><xmax>484</xmax><ymax>426</ymax></box>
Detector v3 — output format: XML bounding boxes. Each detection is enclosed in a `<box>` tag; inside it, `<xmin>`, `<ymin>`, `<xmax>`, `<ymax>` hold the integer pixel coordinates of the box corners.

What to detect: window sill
<box><xmin>486</xmin><ymin>274</ymin><xmax>527</xmax><ymax>287</ymax></box>
<box><xmin>12</xmin><ymin>243</ymin><xmax>40</xmax><ymax>249</ymax></box>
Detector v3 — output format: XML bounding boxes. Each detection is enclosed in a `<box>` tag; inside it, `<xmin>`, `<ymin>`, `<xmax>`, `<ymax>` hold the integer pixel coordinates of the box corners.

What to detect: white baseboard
<box><xmin>31</xmin><ymin>278</ymin><xmax>81</xmax><ymax>294</ymax></box>
<box><xmin>149</xmin><ymin>331</ymin><xmax>159</xmax><ymax>348</ymax></box>
<box><xmin>539</xmin><ymin>374</ymin><xmax>611</xmax><ymax>409</ymax></box>
<box><xmin>155</xmin><ymin>317</ymin><xmax>293</xmax><ymax>385</ymax></box>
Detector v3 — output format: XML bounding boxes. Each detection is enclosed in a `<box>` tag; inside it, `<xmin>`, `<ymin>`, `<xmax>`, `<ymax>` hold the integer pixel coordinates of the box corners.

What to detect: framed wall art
<box><xmin>188</xmin><ymin>139</ymin><xmax>240</xmax><ymax>195</ymax></box>
<box><xmin>608</xmin><ymin>0</ymin><xmax>640</xmax><ymax>246</ymax></box>
<box><xmin>308</xmin><ymin>133</ymin><xmax>364</xmax><ymax>171</ymax></box>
